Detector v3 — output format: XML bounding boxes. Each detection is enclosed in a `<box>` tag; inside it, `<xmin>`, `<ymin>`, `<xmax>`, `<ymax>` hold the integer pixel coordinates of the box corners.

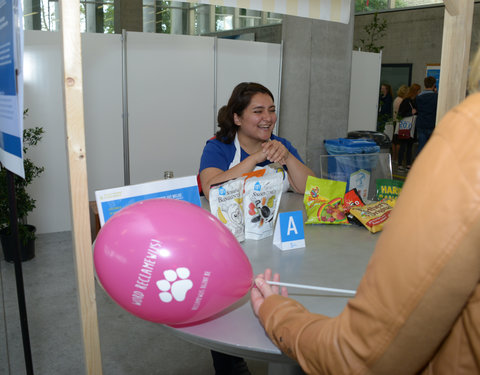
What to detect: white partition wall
<box><xmin>81</xmin><ymin>33</ymin><xmax>124</xmax><ymax>197</ymax></box>
<box><xmin>22</xmin><ymin>31</ymin><xmax>282</xmax><ymax>234</ymax></box>
<box><xmin>348</xmin><ymin>50</ymin><xmax>382</xmax><ymax>132</ymax></box>
<box><xmin>23</xmin><ymin>31</ymin><xmax>72</xmax><ymax>234</ymax></box>
<box><xmin>126</xmin><ymin>32</ymin><xmax>215</xmax><ymax>184</ymax></box>
<box><xmin>216</xmin><ymin>38</ymin><xmax>282</xmax><ymax>130</ymax></box>
<box><xmin>24</xmin><ymin>32</ymin><xmax>126</xmax><ymax>234</ymax></box>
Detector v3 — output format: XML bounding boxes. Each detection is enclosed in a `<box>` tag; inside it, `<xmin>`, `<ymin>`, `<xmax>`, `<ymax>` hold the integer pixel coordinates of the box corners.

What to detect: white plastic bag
<box><xmin>209</xmin><ymin>178</ymin><xmax>245</xmax><ymax>242</ymax></box>
<box><xmin>244</xmin><ymin>173</ymin><xmax>283</xmax><ymax>240</ymax></box>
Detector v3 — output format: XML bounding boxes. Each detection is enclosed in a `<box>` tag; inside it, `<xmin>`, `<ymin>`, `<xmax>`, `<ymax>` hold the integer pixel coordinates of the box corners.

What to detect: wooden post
<box><xmin>59</xmin><ymin>0</ymin><xmax>103</xmax><ymax>374</ymax></box>
<box><xmin>437</xmin><ymin>0</ymin><xmax>474</xmax><ymax>121</ymax></box>
<box><xmin>444</xmin><ymin>0</ymin><xmax>459</xmax><ymax>16</ymax></box>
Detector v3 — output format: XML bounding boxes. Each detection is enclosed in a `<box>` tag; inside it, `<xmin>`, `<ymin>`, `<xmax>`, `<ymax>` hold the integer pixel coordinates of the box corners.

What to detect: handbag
<box><xmin>397</xmin><ymin>101</ymin><xmax>416</xmax><ymax>140</ymax></box>
<box><xmin>398</xmin><ymin>116</ymin><xmax>416</xmax><ymax>139</ymax></box>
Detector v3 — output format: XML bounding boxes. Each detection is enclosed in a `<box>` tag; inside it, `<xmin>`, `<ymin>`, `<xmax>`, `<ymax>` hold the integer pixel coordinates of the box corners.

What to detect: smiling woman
<box><xmin>198</xmin><ymin>82</ymin><xmax>315</xmax><ymax>200</ymax></box>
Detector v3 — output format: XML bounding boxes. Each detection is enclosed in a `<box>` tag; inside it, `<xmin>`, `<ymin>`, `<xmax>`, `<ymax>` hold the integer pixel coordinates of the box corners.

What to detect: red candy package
<box><xmin>343</xmin><ymin>188</ymin><xmax>365</xmax><ymax>213</ymax></box>
<box><xmin>343</xmin><ymin>188</ymin><xmax>365</xmax><ymax>226</ymax></box>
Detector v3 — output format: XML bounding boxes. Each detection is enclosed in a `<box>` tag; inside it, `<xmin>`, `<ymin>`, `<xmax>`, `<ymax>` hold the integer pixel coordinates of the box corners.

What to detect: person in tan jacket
<box><xmin>251</xmin><ymin>48</ymin><xmax>480</xmax><ymax>375</ymax></box>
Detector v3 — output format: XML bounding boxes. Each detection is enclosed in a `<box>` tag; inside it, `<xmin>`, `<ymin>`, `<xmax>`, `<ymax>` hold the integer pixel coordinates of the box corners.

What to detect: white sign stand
<box><xmin>273</xmin><ymin>211</ymin><xmax>306</xmax><ymax>251</ymax></box>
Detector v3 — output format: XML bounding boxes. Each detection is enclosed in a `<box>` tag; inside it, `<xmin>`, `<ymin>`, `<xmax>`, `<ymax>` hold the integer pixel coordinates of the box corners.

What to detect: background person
<box><xmin>415</xmin><ymin>76</ymin><xmax>438</xmax><ymax>154</ymax></box>
<box><xmin>391</xmin><ymin>84</ymin><xmax>409</xmax><ymax>165</ymax></box>
<box><xmin>396</xmin><ymin>83</ymin><xmax>421</xmax><ymax>170</ymax></box>
<box><xmin>377</xmin><ymin>83</ymin><xmax>393</xmax><ymax>132</ymax></box>
<box><xmin>250</xmin><ymin>48</ymin><xmax>480</xmax><ymax>375</ymax></box>
<box><xmin>199</xmin><ymin>82</ymin><xmax>315</xmax><ymax>200</ymax></box>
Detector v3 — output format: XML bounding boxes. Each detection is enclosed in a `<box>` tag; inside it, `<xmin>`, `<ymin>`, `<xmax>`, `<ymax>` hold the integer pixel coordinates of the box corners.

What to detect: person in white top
<box><xmin>392</xmin><ymin>84</ymin><xmax>409</xmax><ymax>165</ymax></box>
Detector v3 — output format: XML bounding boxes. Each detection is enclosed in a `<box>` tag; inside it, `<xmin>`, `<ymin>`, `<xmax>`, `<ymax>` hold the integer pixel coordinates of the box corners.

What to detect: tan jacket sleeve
<box><xmin>258</xmin><ymin>93</ymin><xmax>480</xmax><ymax>375</ymax></box>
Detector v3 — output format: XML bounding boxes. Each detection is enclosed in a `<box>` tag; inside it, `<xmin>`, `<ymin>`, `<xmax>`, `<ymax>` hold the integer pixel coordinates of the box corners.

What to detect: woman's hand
<box><xmin>262</xmin><ymin>140</ymin><xmax>290</xmax><ymax>165</ymax></box>
<box><xmin>200</xmin><ymin>151</ymin><xmax>265</xmax><ymax>200</ymax></box>
<box><xmin>251</xmin><ymin>268</ymin><xmax>288</xmax><ymax>317</ymax></box>
<box><xmin>250</xmin><ymin>148</ymin><xmax>269</xmax><ymax>165</ymax></box>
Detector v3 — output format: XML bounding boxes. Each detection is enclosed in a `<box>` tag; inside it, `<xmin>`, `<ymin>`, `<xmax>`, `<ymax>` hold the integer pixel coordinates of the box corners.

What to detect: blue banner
<box><xmin>0</xmin><ymin>0</ymin><xmax>24</xmax><ymax>177</ymax></box>
<box><xmin>0</xmin><ymin>1</ymin><xmax>16</xmax><ymax>96</ymax></box>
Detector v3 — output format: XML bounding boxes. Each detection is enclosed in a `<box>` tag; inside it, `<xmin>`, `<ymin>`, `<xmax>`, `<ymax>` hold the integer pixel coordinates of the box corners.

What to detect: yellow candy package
<box><xmin>304</xmin><ymin>176</ymin><xmax>348</xmax><ymax>225</ymax></box>
<box><xmin>349</xmin><ymin>200</ymin><xmax>394</xmax><ymax>233</ymax></box>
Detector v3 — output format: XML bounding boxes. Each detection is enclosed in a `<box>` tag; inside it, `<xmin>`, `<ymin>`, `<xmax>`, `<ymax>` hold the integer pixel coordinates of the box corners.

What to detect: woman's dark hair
<box><xmin>381</xmin><ymin>83</ymin><xmax>393</xmax><ymax>98</ymax></box>
<box><xmin>216</xmin><ymin>82</ymin><xmax>274</xmax><ymax>143</ymax></box>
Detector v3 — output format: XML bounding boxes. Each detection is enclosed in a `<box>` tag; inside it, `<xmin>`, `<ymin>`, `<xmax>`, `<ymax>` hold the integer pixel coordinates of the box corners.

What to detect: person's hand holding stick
<box><xmin>251</xmin><ymin>268</ymin><xmax>358</xmax><ymax>316</ymax></box>
<box><xmin>251</xmin><ymin>268</ymin><xmax>288</xmax><ymax>317</ymax></box>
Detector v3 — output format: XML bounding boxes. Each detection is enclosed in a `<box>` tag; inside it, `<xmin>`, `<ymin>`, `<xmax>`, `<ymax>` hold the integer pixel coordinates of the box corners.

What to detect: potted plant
<box><xmin>0</xmin><ymin>109</ymin><xmax>45</xmax><ymax>262</ymax></box>
<box><xmin>355</xmin><ymin>12</ymin><xmax>388</xmax><ymax>53</ymax></box>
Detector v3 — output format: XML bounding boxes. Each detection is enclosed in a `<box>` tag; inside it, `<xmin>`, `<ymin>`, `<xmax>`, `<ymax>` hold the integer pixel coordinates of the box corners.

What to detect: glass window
<box><xmin>143</xmin><ymin>1</ymin><xmax>174</xmax><ymax>34</ymax></box>
<box><xmin>238</xmin><ymin>9</ymin><xmax>262</xmax><ymax>29</ymax></box>
<box><xmin>80</xmin><ymin>0</ymin><xmax>114</xmax><ymax>33</ymax></box>
<box><xmin>23</xmin><ymin>0</ymin><xmax>114</xmax><ymax>33</ymax></box>
<box><xmin>27</xmin><ymin>0</ymin><xmax>467</xmax><ymax>33</ymax></box>
<box><xmin>23</xmin><ymin>0</ymin><xmax>281</xmax><ymax>35</ymax></box>
<box><xmin>355</xmin><ymin>0</ymin><xmax>444</xmax><ymax>14</ymax></box>
<box><xmin>23</xmin><ymin>0</ymin><xmax>60</xmax><ymax>32</ymax></box>
<box><xmin>265</xmin><ymin>12</ymin><xmax>283</xmax><ymax>25</ymax></box>
<box><xmin>215</xmin><ymin>6</ymin><xmax>234</xmax><ymax>31</ymax></box>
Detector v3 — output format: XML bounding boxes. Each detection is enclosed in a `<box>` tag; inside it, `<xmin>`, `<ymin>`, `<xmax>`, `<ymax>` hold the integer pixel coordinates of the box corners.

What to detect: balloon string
<box><xmin>266</xmin><ymin>280</ymin><xmax>356</xmax><ymax>296</ymax></box>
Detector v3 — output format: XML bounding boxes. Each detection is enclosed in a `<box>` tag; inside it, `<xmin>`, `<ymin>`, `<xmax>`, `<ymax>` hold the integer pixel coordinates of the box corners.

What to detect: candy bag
<box><xmin>243</xmin><ymin>164</ymin><xmax>289</xmax><ymax>193</ymax></box>
<box><xmin>244</xmin><ymin>173</ymin><xmax>283</xmax><ymax>240</ymax></box>
<box><xmin>349</xmin><ymin>200</ymin><xmax>394</xmax><ymax>233</ymax></box>
<box><xmin>265</xmin><ymin>163</ymin><xmax>289</xmax><ymax>192</ymax></box>
<box><xmin>304</xmin><ymin>176</ymin><xmax>348</xmax><ymax>225</ymax></box>
<box><xmin>209</xmin><ymin>178</ymin><xmax>245</xmax><ymax>242</ymax></box>
<box><xmin>343</xmin><ymin>188</ymin><xmax>365</xmax><ymax>226</ymax></box>
<box><xmin>376</xmin><ymin>179</ymin><xmax>404</xmax><ymax>201</ymax></box>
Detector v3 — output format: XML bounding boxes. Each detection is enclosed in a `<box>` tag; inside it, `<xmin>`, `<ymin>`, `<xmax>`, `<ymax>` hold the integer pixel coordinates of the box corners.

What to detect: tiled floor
<box><xmin>392</xmin><ymin>162</ymin><xmax>409</xmax><ymax>180</ymax></box>
<box><xmin>391</xmin><ymin>142</ymin><xmax>418</xmax><ymax>180</ymax></box>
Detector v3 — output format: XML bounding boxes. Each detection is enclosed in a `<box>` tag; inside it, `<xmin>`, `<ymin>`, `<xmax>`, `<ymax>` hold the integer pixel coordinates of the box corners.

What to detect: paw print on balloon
<box><xmin>156</xmin><ymin>267</ymin><xmax>193</xmax><ymax>303</ymax></box>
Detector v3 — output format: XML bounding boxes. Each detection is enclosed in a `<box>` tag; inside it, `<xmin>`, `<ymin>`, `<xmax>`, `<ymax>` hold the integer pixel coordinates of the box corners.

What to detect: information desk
<box><xmin>161</xmin><ymin>192</ymin><xmax>379</xmax><ymax>370</ymax></box>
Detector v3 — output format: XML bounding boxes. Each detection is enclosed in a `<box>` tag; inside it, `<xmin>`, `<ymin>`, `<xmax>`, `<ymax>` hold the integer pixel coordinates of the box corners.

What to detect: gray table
<box><xmin>162</xmin><ymin>192</ymin><xmax>378</xmax><ymax>372</ymax></box>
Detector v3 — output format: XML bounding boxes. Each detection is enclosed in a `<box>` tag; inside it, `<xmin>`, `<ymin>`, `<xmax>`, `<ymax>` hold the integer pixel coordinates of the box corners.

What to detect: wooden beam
<box><xmin>437</xmin><ymin>0</ymin><xmax>474</xmax><ymax>121</ymax></box>
<box><xmin>443</xmin><ymin>0</ymin><xmax>459</xmax><ymax>16</ymax></box>
<box><xmin>59</xmin><ymin>1</ymin><xmax>103</xmax><ymax>374</ymax></box>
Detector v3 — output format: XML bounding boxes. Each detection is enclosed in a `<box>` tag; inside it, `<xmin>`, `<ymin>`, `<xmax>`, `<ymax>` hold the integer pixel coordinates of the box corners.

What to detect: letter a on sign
<box><xmin>273</xmin><ymin>211</ymin><xmax>305</xmax><ymax>251</ymax></box>
<box><xmin>287</xmin><ymin>216</ymin><xmax>298</xmax><ymax>236</ymax></box>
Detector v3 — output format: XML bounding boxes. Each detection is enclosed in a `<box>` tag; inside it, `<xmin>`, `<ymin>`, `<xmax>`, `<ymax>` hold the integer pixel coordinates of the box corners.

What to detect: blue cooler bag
<box><xmin>324</xmin><ymin>138</ymin><xmax>380</xmax><ymax>193</ymax></box>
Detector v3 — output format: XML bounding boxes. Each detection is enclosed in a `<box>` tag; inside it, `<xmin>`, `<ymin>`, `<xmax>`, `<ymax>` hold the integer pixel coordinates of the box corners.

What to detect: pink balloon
<box><xmin>94</xmin><ymin>198</ymin><xmax>253</xmax><ymax>326</ymax></box>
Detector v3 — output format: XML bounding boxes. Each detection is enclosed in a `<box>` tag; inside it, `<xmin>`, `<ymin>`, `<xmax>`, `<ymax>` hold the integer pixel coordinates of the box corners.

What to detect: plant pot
<box><xmin>0</xmin><ymin>225</ymin><xmax>36</xmax><ymax>262</ymax></box>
